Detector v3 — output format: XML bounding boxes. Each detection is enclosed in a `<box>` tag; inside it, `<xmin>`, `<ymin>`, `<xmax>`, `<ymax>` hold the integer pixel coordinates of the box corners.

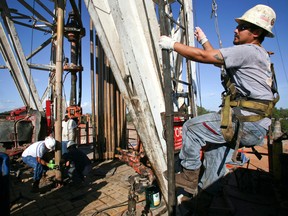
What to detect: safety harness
<box><xmin>220</xmin><ymin>63</ymin><xmax>279</xmax><ymax>162</ymax></box>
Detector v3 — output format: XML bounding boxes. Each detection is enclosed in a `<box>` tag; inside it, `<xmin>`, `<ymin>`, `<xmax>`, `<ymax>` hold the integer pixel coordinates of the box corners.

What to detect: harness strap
<box><xmin>226</xmin><ymin>81</ymin><xmax>237</xmax><ymax>100</ymax></box>
<box><xmin>230</xmin><ymin>100</ymin><xmax>274</xmax><ymax>116</ymax></box>
<box><xmin>221</xmin><ymin>62</ymin><xmax>279</xmax><ymax>162</ymax></box>
<box><xmin>236</xmin><ymin>115</ymin><xmax>263</xmax><ymax>122</ymax></box>
<box><xmin>220</xmin><ymin>94</ymin><xmax>235</xmax><ymax>142</ymax></box>
<box><xmin>231</xmin><ymin>122</ymin><xmax>243</xmax><ymax>163</ymax></box>
<box><xmin>229</xmin><ymin>99</ymin><xmax>275</xmax><ymax>122</ymax></box>
<box><xmin>221</xmin><ymin>95</ymin><xmax>231</xmax><ymax>129</ymax></box>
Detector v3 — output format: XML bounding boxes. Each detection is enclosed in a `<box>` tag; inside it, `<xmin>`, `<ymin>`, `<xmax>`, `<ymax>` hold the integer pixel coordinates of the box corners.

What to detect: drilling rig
<box><xmin>0</xmin><ymin>0</ymin><xmax>87</xmax><ymax>157</ymax></box>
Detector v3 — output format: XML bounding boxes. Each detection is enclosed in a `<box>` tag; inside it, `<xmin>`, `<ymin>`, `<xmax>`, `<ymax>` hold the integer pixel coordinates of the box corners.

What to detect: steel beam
<box><xmin>0</xmin><ymin>0</ymin><xmax>43</xmax><ymax>111</ymax></box>
<box><xmin>0</xmin><ymin>22</ymin><xmax>31</xmax><ymax>107</ymax></box>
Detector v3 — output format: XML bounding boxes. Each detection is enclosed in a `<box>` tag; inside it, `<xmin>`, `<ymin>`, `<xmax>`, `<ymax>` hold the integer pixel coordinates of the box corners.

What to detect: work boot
<box><xmin>175</xmin><ymin>168</ymin><xmax>200</xmax><ymax>195</ymax></box>
<box><xmin>31</xmin><ymin>180</ymin><xmax>40</xmax><ymax>193</ymax></box>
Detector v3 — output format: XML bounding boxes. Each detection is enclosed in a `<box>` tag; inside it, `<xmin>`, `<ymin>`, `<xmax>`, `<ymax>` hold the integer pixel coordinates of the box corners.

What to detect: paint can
<box><xmin>145</xmin><ymin>184</ymin><xmax>161</xmax><ymax>208</ymax></box>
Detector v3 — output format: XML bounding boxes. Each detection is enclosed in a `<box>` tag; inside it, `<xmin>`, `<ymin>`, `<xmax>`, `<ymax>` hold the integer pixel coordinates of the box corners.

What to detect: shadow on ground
<box><xmin>9</xmin><ymin>148</ymin><xmax>133</xmax><ymax>216</ymax></box>
<box><xmin>176</xmin><ymin>168</ymin><xmax>288</xmax><ymax>216</ymax></box>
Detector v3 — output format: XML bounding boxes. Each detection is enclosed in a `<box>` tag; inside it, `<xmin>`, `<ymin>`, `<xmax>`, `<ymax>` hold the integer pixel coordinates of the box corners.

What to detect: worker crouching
<box><xmin>63</xmin><ymin>141</ymin><xmax>92</xmax><ymax>186</ymax></box>
<box><xmin>21</xmin><ymin>136</ymin><xmax>56</xmax><ymax>193</ymax></box>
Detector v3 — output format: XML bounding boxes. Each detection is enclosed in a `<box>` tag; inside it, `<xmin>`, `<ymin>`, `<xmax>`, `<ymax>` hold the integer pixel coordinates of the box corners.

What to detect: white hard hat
<box><xmin>235</xmin><ymin>4</ymin><xmax>276</xmax><ymax>37</ymax></box>
<box><xmin>45</xmin><ymin>136</ymin><xmax>56</xmax><ymax>150</ymax></box>
<box><xmin>67</xmin><ymin>140</ymin><xmax>77</xmax><ymax>148</ymax></box>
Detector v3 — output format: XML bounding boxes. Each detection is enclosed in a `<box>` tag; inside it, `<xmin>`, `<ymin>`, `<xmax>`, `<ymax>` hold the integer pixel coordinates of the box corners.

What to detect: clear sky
<box><xmin>0</xmin><ymin>0</ymin><xmax>287</xmax><ymax>114</ymax></box>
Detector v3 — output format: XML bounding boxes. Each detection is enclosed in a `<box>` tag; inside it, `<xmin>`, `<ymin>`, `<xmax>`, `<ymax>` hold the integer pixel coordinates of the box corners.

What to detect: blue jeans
<box><xmin>179</xmin><ymin>112</ymin><xmax>267</xmax><ymax>192</ymax></box>
<box><xmin>62</xmin><ymin>141</ymin><xmax>68</xmax><ymax>155</ymax></box>
<box><xmin>22</xmin><ymin>156</ymin><xmax>44</xmax><ymax>181</ymax></box>
<box><xmin>67</xmin><ymin>163</ymin><xmax>91</xmax><ymax>183</ymax></box>
<box><xmin>0</xmin><ymin>152</ymin><xmax>10</xmax><ymax>176</ymax></box>
<box><xmin>0</xmin><ymin>153</ymin><xmax>10</xmax><ymax>216</ymax></box>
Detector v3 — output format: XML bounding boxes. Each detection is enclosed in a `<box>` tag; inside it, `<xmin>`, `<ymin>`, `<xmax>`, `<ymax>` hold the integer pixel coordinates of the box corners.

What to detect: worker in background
<box><xmin>62</xmin><ymin>141</ymin><xmax>91</xmax><ymax>185</ymax></box>
<box><xmin>159</xmin><ymin>4</ymin><xmax>277</xmax><ymax>198</ymax></box>
<box><xmin>21</xmin><ymin>136</ymin><xmax>56</xmax><ymax>193</ymax></box>
<box><xmin>62</xmin><ymin>114</ymin><xmax>77</xmax><ymax>154</ymax></box>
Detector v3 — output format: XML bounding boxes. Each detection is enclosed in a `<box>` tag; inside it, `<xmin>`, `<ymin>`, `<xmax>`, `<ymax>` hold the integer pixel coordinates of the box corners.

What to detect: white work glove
<box><xmin>159</xmin><ymin>35</ymin><xmax>176</xmax><ymax>51</ymax></box>
<box><xmin>194</xmin><ymin>27</ymin><xmax>208</xmax><ymax>45</ymax></box>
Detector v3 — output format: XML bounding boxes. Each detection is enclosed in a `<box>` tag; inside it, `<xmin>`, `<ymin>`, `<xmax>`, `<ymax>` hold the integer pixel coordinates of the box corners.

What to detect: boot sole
<box><xmin>176</xmin><ymin>183</ymin><xmax>198</xmax><ymax>195</ymax></box>
<box><xmin>164</xmin><ymin>170</ymin><xmax>198</xmax><ymax>195</ymax></box>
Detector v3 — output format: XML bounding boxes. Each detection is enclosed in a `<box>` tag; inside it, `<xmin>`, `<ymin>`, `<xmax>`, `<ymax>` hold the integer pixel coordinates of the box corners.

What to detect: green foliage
<box><xmin>197</xmin><ymin>106</ymin><xmax>211</xmax><ymax>116</ymax></box>
<box><xmin>195</xmin><ymin>106</ymin><xmax>288</xmax><ymax>133</ymax></box>
<box><xmin>196</xmin><ymin>106</ymin><xmax>288</xmax><ymax>133</ymax></box>
<box><xmin>125</xmin><ymin>105</ymin><xmax>288</xmax><ymax>132</ymax></box>
<box><xmin>126</xmin><ymin>111</ymin><xmax>133</xmax><ymax>123</ymax></box>
<box><xmin>272</xmin><ymin>107</ymin><xmax>288</xmax><ymax>133</ymax></box>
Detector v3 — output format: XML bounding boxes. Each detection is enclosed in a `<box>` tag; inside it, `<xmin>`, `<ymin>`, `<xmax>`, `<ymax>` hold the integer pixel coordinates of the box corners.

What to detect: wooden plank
<box><xmin>84</xmin><ymin>0</ymin><xmax>168</xmax><ymax>202</ymax></box>
<box><xmin>109</xmin><ymin>0</ymin><xmax>166</xmax><ymax>153</ymax></box>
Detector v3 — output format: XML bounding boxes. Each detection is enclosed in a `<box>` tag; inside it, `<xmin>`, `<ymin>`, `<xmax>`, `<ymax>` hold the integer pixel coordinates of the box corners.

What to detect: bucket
<box><xmin>145</xmin><ymin>184</ymin><xmax>161</xmax><ymax>208</ymax></box>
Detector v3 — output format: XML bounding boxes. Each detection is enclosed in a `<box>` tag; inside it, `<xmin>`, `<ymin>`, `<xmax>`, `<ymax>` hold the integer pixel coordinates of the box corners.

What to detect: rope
<box><xmin>267</xmin><ymin>7</ymin><xmax>288</xmax><ymax>86</ymax></box>
<box><xmin>210</xmin><ymin>0</ymin><xmax>222</xmax><ymax>48</ymax></box>
<box><xmin>62</xmin><ymin>71</ymin><xmax>69</xmax><ymax>109</ymax></box>
<box><xmin>266</xmin><ymin>0</ymin><xmax>288</xmax><ymax>93</ymax></box>
<box><xmin>210</xmin><ymin>0</ymin><xmax>226</xmax><ymax>78</ymax></box>
<box><xmin>192</xmin><ymin>0</ymin><xmax>203</xmax><ymax>108</ymax></box>
<box><xmin>274</xmin><ymin>26</ymin><xmax>288</xmax><ymax>84</ymax></box>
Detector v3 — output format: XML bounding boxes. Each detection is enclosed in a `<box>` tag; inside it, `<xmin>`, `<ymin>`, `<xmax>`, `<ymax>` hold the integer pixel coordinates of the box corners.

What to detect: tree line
<box><xmin>272</xmin><ymin>107</ymin><xmax>288</xmax><ymax>133</ymax></box>
<box><xmin>126</xmin><ymin>106</ymin><xmax>288</xmax><ymax>133</ymax></box>
<box><xmin>198</xmin><ymin>106</ymin><xmax>288</xmax><ymax>133</ymax></box>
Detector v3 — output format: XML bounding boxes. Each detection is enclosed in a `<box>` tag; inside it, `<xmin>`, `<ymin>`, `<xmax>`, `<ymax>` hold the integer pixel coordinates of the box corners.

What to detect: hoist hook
<box><xmin>211</xmin><ymin>0</ymin><xmax>218</xmax><ymax>18</ymax></box>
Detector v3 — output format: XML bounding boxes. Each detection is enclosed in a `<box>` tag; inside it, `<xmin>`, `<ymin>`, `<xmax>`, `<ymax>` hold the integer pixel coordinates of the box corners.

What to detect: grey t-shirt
<box><xmin>220</xmin><ymin>44</ymin><xmax>274</xmax><ymax>129</ymax></box>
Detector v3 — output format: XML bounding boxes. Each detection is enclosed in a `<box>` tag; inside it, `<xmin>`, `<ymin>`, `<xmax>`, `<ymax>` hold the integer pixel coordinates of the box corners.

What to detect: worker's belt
<box><xmin>229</xmin><ymin>99</ymin><xmax>274</xmax><ymax>122</ymax></box>
<box><xmin>220</xmin><ymin>96</ymin><xmax>274</xmax><ymax>143</ymax></box>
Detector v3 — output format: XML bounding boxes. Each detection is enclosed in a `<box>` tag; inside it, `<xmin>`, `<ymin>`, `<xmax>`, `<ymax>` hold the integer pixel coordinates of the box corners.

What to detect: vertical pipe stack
<box><xmin>94</xmin><ymin>34</ymin><xmax>126</xmax><ymax>160</ymax></box>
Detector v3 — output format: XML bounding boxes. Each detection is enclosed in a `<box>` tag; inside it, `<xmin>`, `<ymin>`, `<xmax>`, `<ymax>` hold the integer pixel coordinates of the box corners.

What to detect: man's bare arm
<box><xmin>173</xmin><ymin>42</ymin><xmax>224</xmax><ymax>65</ymax></box>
